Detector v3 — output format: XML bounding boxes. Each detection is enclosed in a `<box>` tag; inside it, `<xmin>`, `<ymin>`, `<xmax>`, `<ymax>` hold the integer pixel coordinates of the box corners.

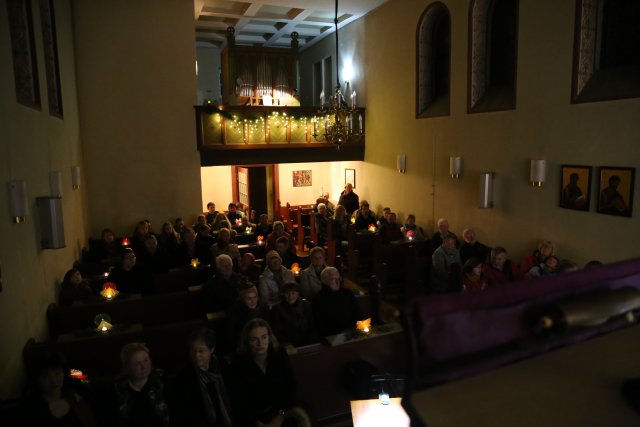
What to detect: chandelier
<box><xmin>311</xmin><ymin>0</ymin><xmax>363</xmax><ymax>149</ymax></box>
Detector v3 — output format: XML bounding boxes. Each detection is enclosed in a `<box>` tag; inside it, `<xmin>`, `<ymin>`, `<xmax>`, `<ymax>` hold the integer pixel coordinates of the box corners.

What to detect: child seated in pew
<box><xmin>59</xmin><ymin>268</ymin><xmax>94</xmax><ymax>306</ymax></box>
<box><xmin>19</xmin><ymin>350</ymin><xmax>97</xmax><ymax>426</ymax></box>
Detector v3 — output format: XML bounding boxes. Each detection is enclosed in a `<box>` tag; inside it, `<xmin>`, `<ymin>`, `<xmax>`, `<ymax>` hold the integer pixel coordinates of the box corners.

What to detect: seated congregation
<box><xmin>20</xmin><ymin>194</ymin><xmax>603</xmax><ymax>426</ymax></box>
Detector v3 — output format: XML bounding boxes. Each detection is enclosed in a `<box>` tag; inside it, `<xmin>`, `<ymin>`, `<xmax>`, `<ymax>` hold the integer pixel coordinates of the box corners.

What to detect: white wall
<box><xmin>200</xmin><ymin>165</ymin><xmax>232</xmax><ymax>214</ymax></box>
<box><xmin>0</xmin><ymin>0</ymin><xmax>89</xmax><ymax>399</ymax></box>
<box><xmin>196</xmin><ymin>46</ymin><xmax>221</xmax><ymax>105</ymax></box>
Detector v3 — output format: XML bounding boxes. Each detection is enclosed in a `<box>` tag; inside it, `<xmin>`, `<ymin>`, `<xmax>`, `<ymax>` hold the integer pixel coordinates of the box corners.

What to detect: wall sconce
<box><xmin>49</xmin><ymin>171</ymin><xmax>63</xmax><ymax>197</ymax></box>
<box><xmin>8</xmin><ymin>180</ymin><xmax>28</xmax><ymax>223</ymax></box>
<box><xmin>397</xmin><ymin>154</ymin><xmax>406</xmax><ymax>174</ymax></box>
<box><xmin>450</xmin><ymin>156</ymin><xmax>462</xmax><ymax>179</ymax></box>
<box><xmin>530</xmin><ymin>160</ymin><xmax>546</xmax><ymax>187</ymax></box>
<box><xmin>479</xmin><ymin>172</ymin><xmax>494</xmax><ymax>209</ymax></box>
<box><xmin>71</xmin><ymin>166</ymin><xmax>81</xmax><ymax>190</ymax></box>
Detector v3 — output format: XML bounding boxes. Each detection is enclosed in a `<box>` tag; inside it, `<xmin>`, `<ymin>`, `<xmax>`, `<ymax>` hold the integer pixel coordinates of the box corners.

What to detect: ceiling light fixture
<box><xmin>312</xmin><ymin>0</ymin><xmax>363</xmax><ymax>149</ymax></box>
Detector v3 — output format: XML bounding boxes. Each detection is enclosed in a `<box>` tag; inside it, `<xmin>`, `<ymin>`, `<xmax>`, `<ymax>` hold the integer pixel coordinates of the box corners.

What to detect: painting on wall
<box><xmin>559</xmin><ymin>165</ymin><xmax>591</xmax><ymax>211</ymax></box>
<box><xmin>345</xmin><ymin>168</ymin><xmax>356</xmax><ymax>188</ymax></box>
<box><xmin>40</xmin><ymin>0</ymin><xmax>64</xmax><ymax>118</ymax></box>
<box><xmin>7</xmin><ymin>0</ymin><xmax>41</xmax><ymax>109</ymax></box>
<box><xmin>597</xmin><ymin>167</ymin><xmax>635</xmax><ymax>217</ymax></box>
<box><xmin>293</xmin><ymin>170</ymin><xmax>312</xmax><ymax>187</ymax></box>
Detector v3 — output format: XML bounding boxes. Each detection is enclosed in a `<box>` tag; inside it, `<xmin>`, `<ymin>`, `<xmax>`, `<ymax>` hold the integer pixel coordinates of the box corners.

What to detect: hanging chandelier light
<box><xmin>312</xmin><ymin>0</ymin><xmax>363</xmax><ymax>149</ymax></box>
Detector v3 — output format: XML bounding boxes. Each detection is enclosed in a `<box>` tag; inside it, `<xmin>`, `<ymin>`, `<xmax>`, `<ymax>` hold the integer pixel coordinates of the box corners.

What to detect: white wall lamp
<box><xmin>479</xmin><ymin>172</ymin><xmax>494</xmax><ymax>209</ymax></box>
<box><xmin>71</xmin><ymin>166</ymin><xmax>81</xmax><ymax>190</ymax></box>
<box><xmin>530</xmin><ymin>159</ymin><xmax>546</xmax><ymax>187</ymax></box>
<box><xmin>397</xmin><ymin>154</ymin><xmax>406</xmax><ymax>174</ymax></box>
<box><xmin>8</xmin><ymin>180</ymin><xmax>28</xmax><ymax>223</ymax></box>
<box><xmin>450</xmin><ymin>156</ymin><xmax>462</xmax><ymax>179</ymax></box>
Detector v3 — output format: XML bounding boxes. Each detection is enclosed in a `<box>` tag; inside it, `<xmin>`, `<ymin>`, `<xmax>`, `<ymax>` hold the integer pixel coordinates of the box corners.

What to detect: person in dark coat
<box><xmin>338</xmin><ymin>183</ymin><xmax>359</xmax><ymax>216</ymax></box>
<box><xmin>271</xmin><ymin>282</ymin><xmax>317</xmax><ymax>347</ymax></box>
<box><xmin>108</xmin><ymin>248</ymin><xmax>154</xmax><ymax>295</ymax></box>
<box><xmin>203</xmin><ymin>254</ymin><xmax>248</xmax><ymax>312</ymax></box>
<box><xmin>228</xmin><ymin>318</ymin><xmax>308</xmax><ymax>427</ymax></box>
<box><xmin>170</xmin><ymin>328</ymin><xmax>233</xmax><ymax>427</ymax></box>
<box><xmin>312</xmin><ymin>267</ymin><xmax>361</xmax><ymax>337</ymax></box>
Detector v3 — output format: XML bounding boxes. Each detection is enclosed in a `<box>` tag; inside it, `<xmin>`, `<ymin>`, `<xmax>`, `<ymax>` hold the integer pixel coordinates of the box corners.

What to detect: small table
<box><xmin>351</xmin><ymin>398</ymin><xmax>410</xmax><ymax>427</ymax></box>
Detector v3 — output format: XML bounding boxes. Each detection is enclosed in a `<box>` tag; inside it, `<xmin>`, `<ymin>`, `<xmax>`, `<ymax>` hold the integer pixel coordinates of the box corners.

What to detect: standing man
<box><xmin>338</xmin><ymin>183</ymin><xmax>359</xmax><ymax>216</ymax></box>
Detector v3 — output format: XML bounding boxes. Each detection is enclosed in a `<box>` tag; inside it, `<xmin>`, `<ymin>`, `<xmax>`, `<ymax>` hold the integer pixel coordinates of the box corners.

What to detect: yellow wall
<box><xmin>353</xmin><ymin>0</ymin><xmax>640</xmax><ymax>264</ymax></box>
<box><xmin>73</xmin><ymin>0</ymin><xmax>201</xmax><ymax>237</ymax></box>
<box><xmin>0</xmin><ymin>0</ymin><xmax>88</xmax><ymax>399</ymax></box>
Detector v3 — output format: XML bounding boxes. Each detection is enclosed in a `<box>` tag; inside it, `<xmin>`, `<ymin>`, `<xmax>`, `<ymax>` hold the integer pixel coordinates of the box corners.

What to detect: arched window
<box><xmin>416</xmin><ymin>2</ymin><xmax>451</xmax><ymax>118</ymax></box>
<box><xmin>468</xmin><ymin>0</ymin><xmax>518</xmax><ymax>113</ymax></box>
<box><xmin>571</xmin><ymin>0</ymin><xmax>640</xmax><ymax>103</ymax></box>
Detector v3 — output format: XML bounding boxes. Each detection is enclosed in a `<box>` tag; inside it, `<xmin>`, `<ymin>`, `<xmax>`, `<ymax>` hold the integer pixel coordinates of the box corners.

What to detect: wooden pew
<box><xmin>153</xmin><ymin>266</ymin><xmax>211</xmax><ymax>293</ymax></box>
<box><xmin>24</xmin><ymin>319</ymin><xmax>216</xmax><ymax>379</ymax></box>
<box><xmin>346</xmin><ymin>227</ymin><xmax>380</xmax><ymax>283</ymax></box>
<box><xmin>47</xmin><ymin>288</ymin><xmax>206</xmax><ymax>341</ymax></box>
<box><xmin>290</xmin><ymin>326</ymin><xmax>406</xmax><ymax>422</ymax></box>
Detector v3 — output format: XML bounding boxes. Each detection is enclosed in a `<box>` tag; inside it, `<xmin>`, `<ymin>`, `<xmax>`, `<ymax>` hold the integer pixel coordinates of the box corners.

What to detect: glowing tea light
<box><xmin>96</xmin><ymin>319</ymin><xmax>112</xmax><ymax>334</ymax></box>
<box><xmin>356</xmin><ymin>318</ymin><xmax>372</xmax><ymax>334</ymax></box>
<box><xmin>245</xmin><ymin>226</ymin><xmax>252</xmax><ymax>234</ymax></box>
<box><xmin>236</xmin><ymin>218</ymin><xmax>242</xmax><ymax>226</ymax></box>
<box><xmin>190</xmin><ymin>258</ymin><xmax>200</xmax><ymax>268</ymax></box>
<box><xmin>103</xmin><ymin>271</ymin><xmax>109</xmax><ymax>278</ymax></box>
<box><xmin>121</xmin><ymin>237</ymin><xmax>130</xmax><ymax>246</ymax></box>
<box><xmin>351</xmin><ymin>216</ymin><xmax>356</xmax><ymax>224</ymax></box>
<box><xmin>257</xmin><ymin>235</ymin><xmax>264</xmax><ymax>245</ymax></box>
<box><xmin>69</xmin><ymin>369</ymin><xmax>88</xmax><ymax>380</ymax></box>
<box><xmin>368</xmin><ymin>224</ymin><xmax>376</xmax><ymax>233</ymax></box>
<box><xmin>291</xmin><ymin>263</ymin><xmax>300</xmax><ymax>275</ymax></box>
<box><xmin>100</xmin><ymin>282</ymin><xmax>118</xmax><ymax>301</ymax></box>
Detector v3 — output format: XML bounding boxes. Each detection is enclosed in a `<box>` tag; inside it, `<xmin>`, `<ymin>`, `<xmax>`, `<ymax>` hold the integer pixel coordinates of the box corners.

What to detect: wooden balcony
<box><xmin>194</xmin><ymin>105</ymin><xmax>365</xmax><ymax>166</ymax></box>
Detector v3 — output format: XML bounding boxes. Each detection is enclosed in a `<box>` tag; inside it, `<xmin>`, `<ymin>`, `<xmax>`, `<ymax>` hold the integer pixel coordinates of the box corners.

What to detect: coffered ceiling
<box><xmin>195</xmin><ymin>0</ymin><xmax>389</xmax><ymax>49</ymax></box>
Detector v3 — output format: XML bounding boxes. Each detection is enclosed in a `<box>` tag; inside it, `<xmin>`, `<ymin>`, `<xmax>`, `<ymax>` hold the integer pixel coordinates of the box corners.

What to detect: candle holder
<box><xmin>94</xmin><ymin>313</ymin><xmax>113</xmax><ymax>334</ymax></box>
<box><xmin>100</xmin><ymin>283</ymin><xmax>119</xmax><ymax>301</ymax></box>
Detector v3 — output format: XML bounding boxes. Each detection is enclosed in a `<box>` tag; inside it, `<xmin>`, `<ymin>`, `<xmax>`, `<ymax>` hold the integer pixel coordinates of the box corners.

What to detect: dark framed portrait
<box><xmin>559</xmin><ymin>165</ymin><xmax>591</xmax><ymax>211</ymax></box>
<box><xmin>345</xmin><ymin>168</ymin><xmax>356</xmax><ymax>189</ymax></box>
<box><xmin>597</xmin><ymin>167</ymin><xmax>635</xmax><ymax>217</ymax></box>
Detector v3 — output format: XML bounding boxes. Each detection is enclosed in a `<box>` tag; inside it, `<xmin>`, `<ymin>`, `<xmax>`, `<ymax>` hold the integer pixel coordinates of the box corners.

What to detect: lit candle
<box><xmin>257</xmin><ymin>235</ymin><xmax>264</xmax><ymax>245</ymax></box>
<box><xmin>96</xmin><ymin>319</ymin><xmax>112</xmax><ymax>334</ymax></box>
<box><xmin>291</xmin><ymin>263</ymin><xmax>300</xmax><ymax>275</ymax></box>
<box><xmin>191</xmin><ymin>258</ymin><xmax>200</xmax><ymax>268</ymax></box>
<box><xmin>368</xmin><ymin>224</ymin><xmax>376</xmax><ymax>233</ymax></box>
<box><xmin>320</xmin><ymin>91</ymin><xmax>324</xmax><ymax>106</ymax></box>
<box><xmin>121</xmin><ymin>237</ymin><xmax>130</xmax><ymax>246</ymax></box>
<box><xmin>351</xmin><ymin>91</ymin><xmax>356</xmax><ymax>109</ymax></box>
<box><xmin>100</xmin><ymin>283</ymin><xmax>118</xmax><ymax>301</ymax></box>
<box><xmin>356</xmin><ymin>318</ymin><xmax>372</xmax><ymax>334</ymax></box>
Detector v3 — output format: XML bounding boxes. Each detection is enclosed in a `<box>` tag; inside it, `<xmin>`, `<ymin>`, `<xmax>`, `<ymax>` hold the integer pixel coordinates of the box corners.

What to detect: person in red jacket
<box><xmin>484</xmin><ymin>246</ymin><xmax>522</xmax><ymax>286</ymax></box>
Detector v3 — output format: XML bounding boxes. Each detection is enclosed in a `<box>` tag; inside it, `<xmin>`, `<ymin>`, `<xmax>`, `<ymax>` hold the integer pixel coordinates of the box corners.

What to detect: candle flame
<box><xmin>356</xmin><ymin>318</ymin><xmax>372</xmax><ymax>333</ymax></box>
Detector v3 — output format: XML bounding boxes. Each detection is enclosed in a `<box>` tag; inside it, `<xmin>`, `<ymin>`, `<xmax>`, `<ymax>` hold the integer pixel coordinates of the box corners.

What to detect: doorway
<box><xmin>232</xmin><ymin>164</ymin><xmax>279</xmax><ymax>221</ymax></box>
